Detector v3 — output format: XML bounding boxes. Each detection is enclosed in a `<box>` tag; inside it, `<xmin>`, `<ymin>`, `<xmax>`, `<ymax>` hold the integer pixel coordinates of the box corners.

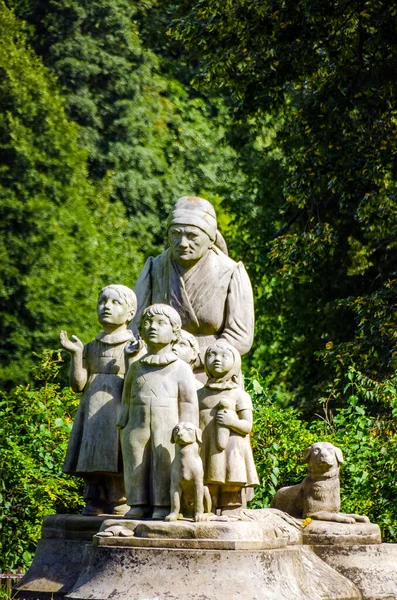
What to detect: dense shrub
<box><xmin>0</xmin><ymin>351</ymin><xmax>84</xmax><ymax>572</ymax></box>
<box><xmin>247</xmin><ymin>369</ymin><xmax>397</xmax><ymax>542</ymax></box>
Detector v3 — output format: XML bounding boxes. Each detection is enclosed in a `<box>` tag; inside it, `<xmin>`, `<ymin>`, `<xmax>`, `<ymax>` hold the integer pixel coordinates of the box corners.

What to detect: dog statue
<box><xmin>270</xmin><ymin>442</ymin><xmax>370</xmax><ymax>524</ymax></box>
<box><xmin>166</xmin><ymin>422</ymin><xmax>211</xmax><ymax>522</ymax></box>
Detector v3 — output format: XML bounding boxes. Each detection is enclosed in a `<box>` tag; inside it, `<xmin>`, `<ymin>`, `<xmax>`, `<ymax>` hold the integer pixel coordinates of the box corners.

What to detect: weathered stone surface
<box><xmin>15</xmin><ymin>514</ymin><xmax>396</xmax><ymax>600</ymax></box>
<box><xmin>303</xmin><ymin>519</ymin><xmax>381</xmax><ymax>545</ymax></box>
<box><xmin>95</xmin><ymin>537</ymin><xmax>282</xmax><ymax>550</ymax></box>
<box><xmin>14</xmin><ymin>539</ymin><xmax>92</xmax><ymax>600</ymax></box>
<box><xmin>133</xmin><ymin>196</ymin><xmax>255</xmax><ymax>367</ymax></box>
<box><xmin>42</xmin><ymin>514</ymin><xmax>115</xmax><ymax>541</ymax></box>
<box><xmin>14</xmin><ymin>515</ymin><xmax>114</xmax><ymax>600</ymax></box>
<box><xmin>198</xmin><ymin>341</ymin><xmax>259</xmax><ymax>515</ymax></box>
<box><xmin>66</xmin><ymin>545</ymin><xmax>361</xmax><ymax>600</ymax></box>
<box><xmin>313</xmin><ymin>543</ymin><xmax>397</xmax><ymax>599</ymax></box>
<box><xmin>97</xmin><ymin>517</ymin><xmax>288</xmax><ymax>548</ymax></box>
<box><xmin>166</xmin><ymin>422</ymin><xmax>210</xmax><ymax>522</ymax></box>
<box><xmin>240</xmin><ymin>507</ymin><xmax>303</xmax><ymax>545</ymax></box>
<box><xmin>118</xmin><ymin>304</ymin><xmax>199</xmax><ymax>519</ymax></box>
<box><xmin>60</xmin><ymin>284</ymin><xmax>139</xmax><ymax>516</ymax></box>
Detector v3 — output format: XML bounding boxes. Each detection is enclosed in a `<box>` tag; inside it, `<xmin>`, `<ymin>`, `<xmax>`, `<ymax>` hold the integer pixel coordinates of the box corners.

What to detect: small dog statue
<box><xmin>271</xmin><ymin>442</ymin><xmax>370</xmax><ymax>524</ymax></box>
<box><xmin>166</xmin><ymin>422</ymin><xmax>211</xmax><ymax>522</ymax></box>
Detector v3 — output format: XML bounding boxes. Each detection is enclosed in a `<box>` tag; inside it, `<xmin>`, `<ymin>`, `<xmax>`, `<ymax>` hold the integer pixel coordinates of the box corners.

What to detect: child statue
<box><xmin>118</xmin><ymin>304</ymin><xmax>199</xmax><ymax>520</ymax></box>
<box><xmin>60</xmin><ymin>284</ymin><xmax>140</xmax><ymax>516</ymax></box>
<box><xmin>198</xmin><ymin>341</ymin><xmax>259</xmax><ymax>516</ymax></box>
<box><xmin>172</xmin><ymin>329</ymin><xmax>204</xmax><ymax>390</ymax></box>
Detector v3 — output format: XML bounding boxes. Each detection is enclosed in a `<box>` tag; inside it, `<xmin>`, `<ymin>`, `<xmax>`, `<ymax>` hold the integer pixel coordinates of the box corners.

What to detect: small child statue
<box><xmin>118</xmin><ymin>304</ymin><xmax>199</xmax><ymax>520</ymax></box>
<box><xmin>60</xmin><ymin>284</ymin><xmax>140</xmax><ymax>516</ymax></box>
<box><xmin>172</xmin><ymin>329</ymin><xmax>203</xmax><ymax>390</ymax></box>
<box><xmin>198</xmin><ymin>341</ymin><xmax>259</xmax><ymax>516</ymax></box>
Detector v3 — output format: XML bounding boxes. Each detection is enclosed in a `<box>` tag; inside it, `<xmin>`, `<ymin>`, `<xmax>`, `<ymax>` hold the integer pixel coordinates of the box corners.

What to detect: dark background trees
<box><xmin>6</xmin><ymin>0</ymin><xmax>245</xmax><ymax>254</ymax></box>
<box><xmin>0</xmin><ymin>0</ymin><xmax>247</xmax><ymax>385</ymax></box>
<box><xmin>1</xmin><ymin>0</ymin><xmax>396</xmax><ymax>413</ymax></box>
<box><xmin>0</xmin><ymin>1</ymin><xmax>144</xmax><ymax>386</ymax></box>
<box><xmin>155</xmin><ymin>0</ymin><xmax>397</xmax><ymax>411</ymax></box>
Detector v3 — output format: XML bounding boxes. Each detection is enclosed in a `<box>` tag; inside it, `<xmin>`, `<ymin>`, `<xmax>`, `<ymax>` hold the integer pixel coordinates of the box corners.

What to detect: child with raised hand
<box><xmin>118</xmin><ymin>304</ymin><xmax>198</xmax><ymax>520</ymax></box>
<box><xmin>198</xmin><ymin>341</ymin><xmax>259</xmax><ymax>516</ymax></box>
<box><xmin>60</xmin><ymin>284</ymin><xmax>141</xmax><ymax>516</ymax></box>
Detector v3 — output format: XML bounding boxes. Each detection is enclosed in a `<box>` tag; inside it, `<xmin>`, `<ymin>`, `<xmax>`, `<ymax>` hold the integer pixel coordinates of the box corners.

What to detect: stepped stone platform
<box><xmin>14</xmin><ymin>511</ymin><xmax>397</xmax><ymax>600</ymax></box>
<box><xmin>66</xmin><ymin>544</ymin><xmax>361</xmax><ymax>600</ymax></box>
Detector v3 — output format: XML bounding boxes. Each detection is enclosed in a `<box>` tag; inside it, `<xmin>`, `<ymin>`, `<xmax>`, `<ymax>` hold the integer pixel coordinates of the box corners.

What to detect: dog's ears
<box><xmin>333</xmin><ymin>445</ymin><xmax>344</xmax><ymax>464</ymax></box>
<box><xmin>171</xmin><ymin>426</ymin><xmax>178</xmax><ymax>444</ymax></box>
<box><xmin>195</xmin><ymin>427</ymin><xmax>202</xmax><ymax>445</ymax></box>
<box><xmin>302</xmin><ymin>446</ymin><xmax>312</xmax><ymax>463</ymax></box>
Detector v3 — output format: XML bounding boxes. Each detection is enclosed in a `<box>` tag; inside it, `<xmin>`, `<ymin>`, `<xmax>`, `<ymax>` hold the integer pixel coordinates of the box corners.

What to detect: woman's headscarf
<box><xmin>168</xmin><ymin>196</ymin><xmax>228</xmax><ymax>255</ymax></box>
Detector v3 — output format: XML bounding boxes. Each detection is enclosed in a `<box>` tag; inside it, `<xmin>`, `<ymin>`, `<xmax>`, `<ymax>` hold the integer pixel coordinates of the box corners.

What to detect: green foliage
<box><xmin>1</xmin><ymin>1</ymin><xmax>251</xmax><ymax>390</ymax></box>
<box><xmin>247</xmin><ymin>370</ymin><xmax>397</xmax><ymax>541</ymax></box>
<box><xmin>0</xmin><ymin>2</ymin><xmax>144</xmax><ymax>386</ymax></box>
<box><xmin>247</xmin><ymin>373</ymin><xmax>319</xmax><ymax>506</ymax></box>
<box><xmin>0</xmin><ymin>351</ymin><xmax>84</xmax><ymax>571</ymax></box>
<box><xmin>2</xmin><ymin>0</ymin><xmax>397</xmax><ymax>568</ymax></box>
<box><xmin>7</xmin><ymin>0</ymin><xmax>247</xmax><ymax>254</ymax></box>
<box><xmin>162</xmin><ymin>0</ymin><xmax>397</xmax><ymax>411</ymax></box>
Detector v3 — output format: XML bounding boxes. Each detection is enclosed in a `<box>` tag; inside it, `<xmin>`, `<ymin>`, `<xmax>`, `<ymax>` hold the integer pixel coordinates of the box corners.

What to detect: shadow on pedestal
<box><xmin>14</xmin><ymin>515</ymin><xmax>121</xmax><ymax>600</ymax></box>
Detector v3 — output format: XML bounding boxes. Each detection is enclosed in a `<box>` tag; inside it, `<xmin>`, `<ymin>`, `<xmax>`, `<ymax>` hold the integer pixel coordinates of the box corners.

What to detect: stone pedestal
<box><xmin>313</xmin><ymin>543</ymin><xmax>397</xmax><ymax>600</ymax></box>
<box><xmin>66</xmin><ymin>544</ymin><xmax>360</xmax><ymax>600</ymax></box>
<box><xmin>14</xmin><ymin>513</ymin><xmax>397</xmax><ymax>600</ymax></box>
<box><xmin>63</xmin><ymin>516</ymin><xmax>361</xmax><ymax>600</ymax></box>
<box><xmin>302</xmin><ymin>519</ymin><xmax>382</xmax><ymax>545</ymax></box>
<box><xmin>301</xmin><ymin>520</ymin><xmax>397</xmax><ymax>599</ymax></box>
<box><xmin>14</xmin><ymin>515</ymin><xmax>120</xmax><ymax>600</ymax></box>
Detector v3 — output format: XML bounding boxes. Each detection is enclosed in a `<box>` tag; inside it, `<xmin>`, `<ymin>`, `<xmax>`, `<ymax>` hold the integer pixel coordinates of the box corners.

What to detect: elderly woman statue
<box><xmin>133</xmin><ymin>196</ymin><xmax>254</xmax><ymax>374</ymax></box>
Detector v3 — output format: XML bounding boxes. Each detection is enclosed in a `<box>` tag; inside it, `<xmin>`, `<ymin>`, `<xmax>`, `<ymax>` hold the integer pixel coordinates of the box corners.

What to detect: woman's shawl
<box><xmin>133</xmin><ymin>246</ymin><xmax>254</xmax><ymax>356</ymax></box>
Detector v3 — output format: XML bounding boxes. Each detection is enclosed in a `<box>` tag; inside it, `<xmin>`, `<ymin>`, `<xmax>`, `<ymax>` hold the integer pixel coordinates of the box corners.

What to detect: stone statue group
<box><xmin>60</xmin><ymin>196</ymin><xmax>259</xmax><ymax>521</ymax></box>
<box><xmin>16</xmin><ymin>197</ymin><xmax>390</xmax><ymax>600</ymax></box>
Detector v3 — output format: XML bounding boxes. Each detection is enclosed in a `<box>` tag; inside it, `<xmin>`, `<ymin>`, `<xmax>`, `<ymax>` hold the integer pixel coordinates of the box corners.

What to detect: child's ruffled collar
<box><xmin>96</xmin><ymin>329</ymin><xmax>134</xmax><ymax>345</ymax></box>
<box><xmin>140</xmin><ymin>352</ymin><xmax>179</xmax><ymax>366</ymax></box>
<box><xmin>205</xmin><ymin>378</ymin><xmax>240</xmax><ymax>391</ymax></box>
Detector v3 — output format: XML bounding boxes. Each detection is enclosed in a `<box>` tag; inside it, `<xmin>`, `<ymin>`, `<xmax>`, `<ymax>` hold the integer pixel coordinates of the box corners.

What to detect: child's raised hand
<box><xmin>60</xmin><ymin>330</ymin><xmax>84</xmax><ymax>354</ymax></box>
<box><xmin>216</xmin><ymin>409</ymin><xmax>237</xmax><ymax>428</ymax></box>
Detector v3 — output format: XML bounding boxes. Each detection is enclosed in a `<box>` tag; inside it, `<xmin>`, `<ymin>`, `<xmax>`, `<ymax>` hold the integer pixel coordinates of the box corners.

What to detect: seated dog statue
<box><xmin>271</xmin><ymin>442</ymin><xmax>370</xmax><ymax>524</ymax></box>
<box><xmin>166</xmin><ymin>422</ymin><xmax>211</xmax><ymax>522</ymax></box>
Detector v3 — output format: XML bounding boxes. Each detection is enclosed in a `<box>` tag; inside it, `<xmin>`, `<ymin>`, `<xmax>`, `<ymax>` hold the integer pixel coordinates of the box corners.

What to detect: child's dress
<box><xmin>63</xmin><ymin>330</ymin><xmax>135</xmax><ymax>484</ymax></box>
<box><xmin>198</xmin><ymin>386</ymin><xmax>259</xmax><ymax>490</ymax></box>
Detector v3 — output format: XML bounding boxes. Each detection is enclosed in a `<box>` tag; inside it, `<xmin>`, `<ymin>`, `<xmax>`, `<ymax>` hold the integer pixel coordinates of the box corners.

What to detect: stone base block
<box><xmin>65</xmin><ymin>544</ymin><xmax>361</xmax><ymax>600</ymax></box>
<box><xmin>14</xmin><ymin>515</ymin><xmax>115</xmax><ymax>600</ymax></box>
<box><xmin>302</xmin><ymin>519</ymin><xmax>381</xmax><ymax>545</ymax></box>
<box><xmin>96</xmin><ymin>516</ymin><xmax>289</xmax><ymax>549</ymax></box>
<box><xmin>13</xmin><ymin>538</ymin><xmax>91</xmax><ymax>600</ymax></box>
<box><xmin>313</xmin><ymin>543</ymin><xmax>397</xmax><ymax>599</ymax></box>
<box><xmin>41</xmin><ymin>514</ymin><xmax>117</xmax><ymax>541</ymax></box>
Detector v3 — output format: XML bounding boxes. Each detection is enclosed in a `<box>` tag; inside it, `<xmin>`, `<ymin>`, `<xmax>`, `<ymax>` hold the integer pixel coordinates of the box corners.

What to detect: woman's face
<box><xmin>168</xmin><ymin>225</ymin><xmax>212</xmax><ymax>267</ymax></box>
<box><xmin>206</xmin><ymin>348</ymin><xmax>234</xmax><ymax>378</ymax></box>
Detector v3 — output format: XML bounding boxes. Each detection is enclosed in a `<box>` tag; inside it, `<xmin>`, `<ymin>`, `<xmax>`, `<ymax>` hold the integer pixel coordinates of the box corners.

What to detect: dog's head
<box><xmin>303</xmin><ymin>442</ymin><xmax>344</xmax><ymax>475</ymax></box>
<box><xmin>171</xmin><ymin>422</ymin><xmax>202</xmax><ymax>446</ymax></box>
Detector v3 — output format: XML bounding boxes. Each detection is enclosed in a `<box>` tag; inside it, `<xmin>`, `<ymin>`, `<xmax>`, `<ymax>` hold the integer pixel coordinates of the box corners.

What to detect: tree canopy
<box><xmin>6</xmin><ymin>0</ymin><xmax>246</xmax><ymax>253</ymax></box>
<box><xmin>160</xmin><ymin>0</ymin><xmax>397</xmax><ymax>410</ymax></box>
<box><xmin>0</xmin><ymin>1</ymin><xmax>143</xmax><ymax>386</ymax></box>
<box><xmin>1</xmin><ymin>0</ymin><xmax>396</xmax><ymax>407</ymax></box>
<box><xmin>0</xmin><ymin>0</ymin><xmax>247</xmax><ymax>386</ymax></box>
